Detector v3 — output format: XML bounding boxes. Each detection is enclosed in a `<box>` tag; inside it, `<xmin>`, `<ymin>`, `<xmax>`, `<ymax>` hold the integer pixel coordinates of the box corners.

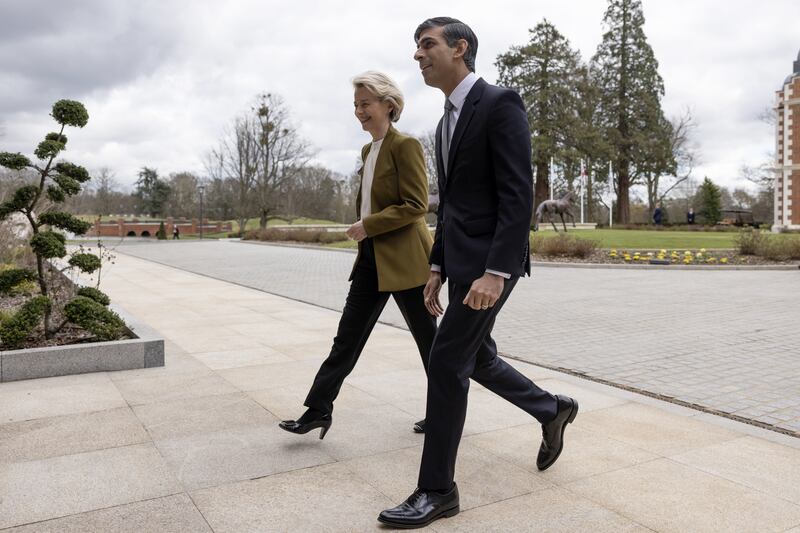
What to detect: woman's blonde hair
<box><xmin>352</xmin><ymin>71</ymin><xmax>404</xmax><ymax>122</ymax></box>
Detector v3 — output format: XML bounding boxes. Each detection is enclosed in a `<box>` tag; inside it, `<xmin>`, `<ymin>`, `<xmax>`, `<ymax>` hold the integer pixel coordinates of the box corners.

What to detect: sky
<box><xmin>1</xmin><ymin>0</ymin><xmax>798</xmax><ymax>193</ymax></box>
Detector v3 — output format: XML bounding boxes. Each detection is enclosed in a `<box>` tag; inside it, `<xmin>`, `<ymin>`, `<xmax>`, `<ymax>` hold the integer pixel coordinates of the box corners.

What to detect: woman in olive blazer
<box><xmin>279</xmin><ymin>71</ymin><xmax>435</xmax><ymax>439</ymax></box>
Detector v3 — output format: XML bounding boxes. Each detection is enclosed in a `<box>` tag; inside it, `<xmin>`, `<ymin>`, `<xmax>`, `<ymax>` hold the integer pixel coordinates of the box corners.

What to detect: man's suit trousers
<box><xmin>418</xmin><ymin>278</ymin><xmax>558</xmax><ymax>489</ymax></box>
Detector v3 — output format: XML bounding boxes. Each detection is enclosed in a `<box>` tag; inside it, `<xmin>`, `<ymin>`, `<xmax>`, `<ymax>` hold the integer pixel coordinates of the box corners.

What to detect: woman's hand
<box><xmin>424</xmin><ymin>272</ymin><xmax>444</xmax><ymax>317</ymax></box>
<box><xmin>346</xmin><ymin>221</ymin><xmax>367</xmax><ymax>241</ymax></box>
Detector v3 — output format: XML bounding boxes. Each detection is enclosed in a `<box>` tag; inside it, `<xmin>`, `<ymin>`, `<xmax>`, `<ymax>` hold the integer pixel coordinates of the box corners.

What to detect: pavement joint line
<box><xmin>498</xmin><ymin>353</ymin><xmax>800</xmax><ymax>440</ymax></box>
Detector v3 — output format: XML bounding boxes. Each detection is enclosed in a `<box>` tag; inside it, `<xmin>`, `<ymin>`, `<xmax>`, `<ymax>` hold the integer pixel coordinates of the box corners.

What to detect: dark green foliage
<box><xmin>68</xmin><ymin>253</ymin><xmax>101</xmax><ymax>273</ymax></box>
<box><xmin>34</xmin><ymin>139</ymin><xmax>65</xmax><ymax>160</ymax></box>
<box><xmin>134</xmin><ymin>167</ymin><xmax>171</xmax><ymax>217</ymax></box>
<box><xmin>52</xmin><ymin>174</ymin><xmax>81</xmax><ymax>196</ymax></box>
<box><xmin>0</xmin><ymin>296</ymin><xmax>50</xmax><ymax>349</ymax></box>
<box><xmin>496</xmin><ymin>20</ymin><xmax>603</xmax><ymax>213</ymax></box>
<box><xmin>38</xmin><ymin>212</ymin><xmax>92</xmax><ymax>235</ymax></box>
<box><xmin>54</xmin><ymin>162</ymin><xmax>90</xmax><ymax>183</ymax></box>
<box><xmin>51</xmin><ymin>100</ymin><xmax>89</xmax><ymax>128</ymax></box>
<box><xmin>46</xmin><ymin>185</ymin><xmax>66</xmax><ymax>203</ymax></box>
<box><xmin>46</xmin><ymin>132</ymin><xmax>68</xmax><ymax>144</ymax></box>
<box><xmin>697</xmin><ymin>177</ymin><xmax>722</xmax><ymax>225</ymax></box>
<box><xmin>0</xmin><ymin>185</ymin><xmax>38</xmax><ymax>220</ymax></box>
<box><xmin>64</xmin><ymin>296</ymin><xmax>126</xmax><ymax>341</ymax></box>
<box><xmin>77</xmin><ymin>286</ymin><xmax>110</xmax><ymax>306</ymax></box>
<box><xmin>30</xmin><ymin>231</ymin><xmax>66</xmax><ymax>259</ymax></box>
<box><xmin>0</xmin><ymin>268</ymin><xmax>36</xmax><ymax>294</ymax></box>
<box><xmin>0</xmin><ymin>152</ymin><xmax>32</xmax><ymax>170</ymax></box>
<box><xmin>591</xmin><ymin>0</ymin><xmax>670</xmax><ymax>223</ymax></box>
<box><xmin>156</xmin><ymin>221</ymin><xmax>167</xmax><ymax>240</ymax></box>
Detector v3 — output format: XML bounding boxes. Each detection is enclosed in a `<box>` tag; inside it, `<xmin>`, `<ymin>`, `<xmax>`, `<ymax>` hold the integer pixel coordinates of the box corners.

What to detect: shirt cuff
<box><xmin>430</xmin><ymin>264</ymin><xmax>441</xmax><ymax>272</ymax></box>
<box><xmin>486</xmin><ymin>269</ymin><xmax>511</xmax><ymax>279</ymax></box>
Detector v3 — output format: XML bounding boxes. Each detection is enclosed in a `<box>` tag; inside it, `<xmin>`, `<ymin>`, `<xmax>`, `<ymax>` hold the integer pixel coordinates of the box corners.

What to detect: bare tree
<box><xmin>206</xmin><ymin>115</ymin><xmax>260</xmax><ymax>235</ymax></box>
<box><xmin>643</xmin><ymin>108</ymin><xmax>700</xmax><ymax>211</ymax></box>
<box><xmin>253</xmin><ymin>94</ymin><xmax>312</xmax><ymax>229</ymax></box>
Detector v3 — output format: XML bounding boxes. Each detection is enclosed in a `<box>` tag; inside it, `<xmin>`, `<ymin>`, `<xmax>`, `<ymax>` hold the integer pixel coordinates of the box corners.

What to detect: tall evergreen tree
<box><xmin>591</xmin><ymin>0</ymin><xmax>667</xmax><ymax>223</ymax></box>
<box><xmin>134</xmin><ymin>167</ymin><xmax>170</xmax><ymax>217</ymax></box>
<box><xmin>697</xmin><ymin>176</ymin><xmax>722</xmax><ymax>225</ymax></box>
<box><xmin>496</xmin><ymin>19</ymin><xmax>595</xmax><ymax>214</ymax></box>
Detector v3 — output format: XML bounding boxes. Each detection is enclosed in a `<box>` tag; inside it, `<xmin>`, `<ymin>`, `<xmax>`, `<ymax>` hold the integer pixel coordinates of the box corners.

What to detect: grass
<box><xmin>534</xmin><ymin>229</ymin><xmax>744</xmax><ymax>249</ymax></box>
<box><xmin>324</xmin><ymin>229</ymin><xmax>750</xmax><ymax>251</ymax></box>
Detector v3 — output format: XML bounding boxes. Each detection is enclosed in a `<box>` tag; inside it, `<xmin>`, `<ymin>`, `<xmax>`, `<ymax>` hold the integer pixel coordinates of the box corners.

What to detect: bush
<box><xmin>68</xmin><ymin>253</ymin><xmax>102</xmax><ymax>274</ymax></box>
<box><xmin>0</xmin><ymin>267</ymin><xmax>36</xmax><ymax>294</ymax></box>
<box><xmin>244</xmin><ymin>228</ymin><xmax>348</xmax><ymax>244</ymax></box>
<box><xmin>757</xmin><ymin>236</ymin><xmax>800</xmax><ymax>261</ymax></box>
<box><xmin>0</xmin><ymin>295</ymin><xmax>50</xmax><ymax>349</ymax></box>
<box><xmin>735</xmin><ymin>229</ymin><xmax>765</xmax><ymax>255</ymax></box>
<box><xmin>64</xmin><ymin>296</ymin><xmax>126</xmax><ymax>341</ymax></box>
<box><xmin>737</xmin><ymin>230</ymin><xmax>800</xmax><ymax>261</ymax></box>
<box><xmin>531</xmin><ymin>233</ymin><xmax>599</xmax><ymax>258</ymax></box>
<box><xmin>156</xmin><ymin>221</ymin><xmax>167</xmax><ymax>240</ymax></box>
<box><xmin>76</xmin><ymin>286</ymin><xmax>110</xmax><ymax>306</ymax></box>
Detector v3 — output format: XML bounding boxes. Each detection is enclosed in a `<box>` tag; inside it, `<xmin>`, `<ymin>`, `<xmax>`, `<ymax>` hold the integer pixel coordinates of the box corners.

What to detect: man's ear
<box><xmin>453</xmin><ymin>39</ymin><xmax>468</xmax><ymax>60</ymax></box>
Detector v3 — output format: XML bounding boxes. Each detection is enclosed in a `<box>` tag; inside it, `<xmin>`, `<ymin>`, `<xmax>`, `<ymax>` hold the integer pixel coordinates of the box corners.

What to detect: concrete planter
<box><xmin>0</xmin><ymin>304</ymin><xmax>164</xmax><ymax>382</ymax></box>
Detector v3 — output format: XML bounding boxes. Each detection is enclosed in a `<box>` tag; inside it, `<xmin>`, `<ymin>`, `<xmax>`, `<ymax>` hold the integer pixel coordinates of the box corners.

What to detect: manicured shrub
<box><xmin>0</xmin><ymin>268</ymin><xmax>36</xmax><ymax>294</ymax></box>
<box><xmin>76</xmin><ymin>286</ymin><xmax>110</xmax><ymax>306</ymax></box>
<box><xmin>64</xmin><ymin>296</ymin><xmax>126</xmax><ymax>341</ymax></box>
<box><xmin>0</xmin><ymin>296</ymin><xmax>50</xmax><ymax>349</ymax></box>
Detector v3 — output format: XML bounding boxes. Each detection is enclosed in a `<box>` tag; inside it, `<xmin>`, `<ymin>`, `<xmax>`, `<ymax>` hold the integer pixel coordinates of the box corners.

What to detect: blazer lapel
<box><xmin>446</xmin><ymin>78</ymin><xmax>486</xmax><ymax>183</ymax></box>
<box><xmin>357</xmin><ymin>127</ymin><xmax>396</xmax><ymax>216</ymax></box>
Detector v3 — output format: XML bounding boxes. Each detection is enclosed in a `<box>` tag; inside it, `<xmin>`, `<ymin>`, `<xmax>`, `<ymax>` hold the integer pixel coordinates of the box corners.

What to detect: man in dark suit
<box><xmin>378</xmin><ymin>17</ymin><xmax>579</xmax><ymax>529</ymax></box>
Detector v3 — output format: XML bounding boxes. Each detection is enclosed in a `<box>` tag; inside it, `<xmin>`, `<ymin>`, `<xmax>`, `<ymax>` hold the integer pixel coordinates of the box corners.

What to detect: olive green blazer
<box><xmin>353</xmin><ymin>126</ymin><xmax>432</xmax><ymax>292</ymax></box>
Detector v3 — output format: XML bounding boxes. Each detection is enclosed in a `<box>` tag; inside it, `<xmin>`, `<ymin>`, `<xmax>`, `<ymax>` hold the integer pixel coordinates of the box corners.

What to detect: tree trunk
<box><xmin>616</xmin><ymin>160</ymin><xmax>631</xmax><ymax>223</ymax></box>
<box><xmin>259</xmin><ymin>209</ymin><xmax>269</xmax><ymax>230</ymax></box>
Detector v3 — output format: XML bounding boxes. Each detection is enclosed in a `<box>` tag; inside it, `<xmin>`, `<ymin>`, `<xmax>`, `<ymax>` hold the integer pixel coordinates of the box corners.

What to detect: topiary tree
<box><xmin>156</xmin><ymin>221</ymin><xmax>167</xmax><ymax>240</ymax></box>
<box><xmin>0</xmin><ymin>100</ymin><xmax>126</xmax><ymax>346</ymax></box>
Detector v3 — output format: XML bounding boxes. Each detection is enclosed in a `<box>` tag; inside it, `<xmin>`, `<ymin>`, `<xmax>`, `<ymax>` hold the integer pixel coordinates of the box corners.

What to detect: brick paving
<box><xmin>114</xmin><ymin>239</ymin><xmax>800</xmax><ymax>435</ymax></box>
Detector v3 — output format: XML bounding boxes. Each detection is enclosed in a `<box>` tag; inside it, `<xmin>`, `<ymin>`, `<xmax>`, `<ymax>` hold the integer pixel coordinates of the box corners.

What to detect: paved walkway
<box><xmin>2</xmin><ymin>252</ymin><xmax>800</xmax><ymax>531</ymax></box>
<box><xmin>113</xmin><ymin>240</ymin><xmax>800</xmax><ymax>436</ymax></box>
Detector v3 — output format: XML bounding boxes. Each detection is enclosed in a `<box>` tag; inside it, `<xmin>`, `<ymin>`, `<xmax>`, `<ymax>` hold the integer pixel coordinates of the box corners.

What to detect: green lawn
<box><xmin>534</xmin><ymin>229</ymin><xmax>745</xmax><ymax>250</ymax></box>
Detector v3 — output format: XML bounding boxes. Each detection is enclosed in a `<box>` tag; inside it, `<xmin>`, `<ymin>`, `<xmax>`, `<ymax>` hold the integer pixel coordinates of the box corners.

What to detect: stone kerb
<box><xmin>0</xmin><ymin>303</ymin><xmax>164</xmax><ymax>382</ymax></box>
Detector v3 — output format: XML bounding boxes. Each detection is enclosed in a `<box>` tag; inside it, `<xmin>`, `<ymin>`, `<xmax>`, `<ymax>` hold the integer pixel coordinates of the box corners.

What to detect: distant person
<box><xmin>687</xmin><ymin>207</ymin><xmax>695</xmax><ymax>224</ymax></box>
<box><xmin>653</xmin><ymin>203</ymin><xmax>663</xmax><ymax>226</ymax></box>
<box><xmin>172</xmin><ymin>226</ymin><xmax>180</xmax><ymax>239</ymax></box>
<box><xmin>279</xmin><ymin>71</ymin><xmax>436</xmax><ymax>439</ymax></box>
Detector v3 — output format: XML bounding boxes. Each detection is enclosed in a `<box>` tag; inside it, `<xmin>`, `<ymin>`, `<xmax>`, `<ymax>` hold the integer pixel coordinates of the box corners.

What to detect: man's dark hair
<box><xmin>414</xmin><ymin>17</ymin><xmax>478</xmax><ymax>73</ymax></box>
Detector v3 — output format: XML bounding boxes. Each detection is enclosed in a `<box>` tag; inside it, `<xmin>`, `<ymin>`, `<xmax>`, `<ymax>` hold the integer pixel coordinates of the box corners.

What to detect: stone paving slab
<box><xmin>113</xmin><ymin>240</ymin><xmax>800</xmax><ymax>436</ymax></box>
<box><xmin>2</xmin><ymin>251</ymin><xmax>800</xmax><ymax>531</ymax></box>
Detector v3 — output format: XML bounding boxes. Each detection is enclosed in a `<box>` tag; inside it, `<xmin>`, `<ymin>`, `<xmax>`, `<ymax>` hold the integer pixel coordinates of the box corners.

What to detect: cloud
<box><xmin>1</xmin><ymin>0</ymin><xmax>798</xmax><ymax>193</ymax></box>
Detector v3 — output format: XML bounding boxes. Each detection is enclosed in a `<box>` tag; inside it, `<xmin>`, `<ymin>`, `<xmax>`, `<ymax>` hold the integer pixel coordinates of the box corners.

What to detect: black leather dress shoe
<box><xmin>413</xmin><ymin>418</ymin><xmax>426</xmax><ymax>434</ymax></box>
<box><xmin>537</xmin><ymin>395</ymin><xmax>578</xmax><ymax>471</ymax></box>
<box><xmin>278</xmin><ymin>412</ymin><xmax>332</xmax><ymax>440</ymax></box>
<box><xmin>378</xmin><ymin>484</ymin><xmax>459</xmax><ymax>529</ymax></box>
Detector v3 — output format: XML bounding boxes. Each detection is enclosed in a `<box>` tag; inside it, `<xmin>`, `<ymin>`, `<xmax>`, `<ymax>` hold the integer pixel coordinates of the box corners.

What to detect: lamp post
<box><xmin>198</xmin><ymin>184</ymin><xmax>206</xmax><ymax>240</ymax></box>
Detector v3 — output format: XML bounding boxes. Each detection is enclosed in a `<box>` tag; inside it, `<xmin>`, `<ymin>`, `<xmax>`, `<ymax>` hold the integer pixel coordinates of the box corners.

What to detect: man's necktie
<box><xmin>442</xmin><ymin>99</ymin><xmax>455</xmax><ymax>175</ymax></box>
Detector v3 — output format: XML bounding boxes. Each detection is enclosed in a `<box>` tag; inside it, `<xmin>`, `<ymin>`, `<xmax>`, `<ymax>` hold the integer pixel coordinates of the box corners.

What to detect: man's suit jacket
<box><xmin>430</xmin><ymin>77</ymin><xmax>533</xmax><ymax>285</ymax></box>
<box><xmin>352</xmin><ymin>125</ymin><xmax>433</xmax><ymax>292</ymax></box>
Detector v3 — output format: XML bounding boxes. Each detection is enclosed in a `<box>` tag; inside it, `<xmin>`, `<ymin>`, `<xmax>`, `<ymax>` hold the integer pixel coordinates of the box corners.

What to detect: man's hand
<box><xmin>424</xmin><ymin>271</ymin><xmax>444</xmax><ymax>317</ymax></box>
<box><xmin>346</xmin><ymin>220</ymin><xmax>367</xmax><ymax>241</ymax></box>
<box><xmin>463</xmin><ymin>272</ymin><xmax>504</xmax><ymax>311</ymax></box>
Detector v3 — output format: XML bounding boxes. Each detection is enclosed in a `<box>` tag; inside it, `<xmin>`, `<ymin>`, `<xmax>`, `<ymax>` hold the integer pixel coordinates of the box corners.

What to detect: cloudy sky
<box><xmin>1</xmin><ymin>0</ymin><xmax>798</xmax><ymax>193</ymax></box>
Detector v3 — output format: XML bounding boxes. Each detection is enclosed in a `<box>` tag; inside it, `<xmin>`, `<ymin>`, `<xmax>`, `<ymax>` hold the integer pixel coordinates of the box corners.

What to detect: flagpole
<box><xmin>549</xmin><ymin>157</ymin><xmax>554</xmax><ymax>200</ymax></box>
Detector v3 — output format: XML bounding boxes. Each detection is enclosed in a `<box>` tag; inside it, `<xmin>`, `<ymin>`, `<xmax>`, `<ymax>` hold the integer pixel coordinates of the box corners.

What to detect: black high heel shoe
<box><xmin>278</xmin><ymin>411</ymin><xmax>332</xmax><ymax>440</ymax></box>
